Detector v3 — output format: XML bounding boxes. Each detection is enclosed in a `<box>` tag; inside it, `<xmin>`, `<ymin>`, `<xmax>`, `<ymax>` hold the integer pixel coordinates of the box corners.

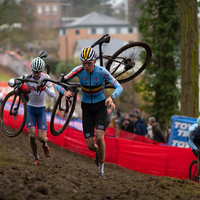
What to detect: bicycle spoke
<box><xmin>110</xmin><ymin>45</ymin><xmax>148</xmax><ymax>80</ymax></box>
<box><xmin>1</xmin><ymin>92</ymin><xmax>26</xmax><ymax>137</ymax></box>
<box><xmin>50</xmin><ymin>93</ymin><xmax>77</xmax><ymax>136</ymax></box>
<box><xmin>106</xmin><ymin>42</ymin><xmax>151</xmax><ymax>84</ymax></box>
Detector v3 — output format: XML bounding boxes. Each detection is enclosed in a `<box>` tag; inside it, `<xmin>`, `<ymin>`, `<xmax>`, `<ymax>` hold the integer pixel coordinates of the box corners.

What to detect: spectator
<box><xmin>114</xmin><ymin>109</ymin><xmax>124</xmax><ymax>129</ymax></box>
<box><xmin>121</xmin><ymin>114</ymin><xmax>134</xmax><ymax>133</ymax></box>
<box><xmin>133</xmin><ymin>113</ymin><xmax>147</xmax><ymax>136</ymax></box>
<box><xmin>106</xmin><ymin>109</ymin><xmax>111</xmax><ymax>127</ymax></box>
<box><xmin>148</xmin><ymin>117</ymin><xmax>166</xmax><ymax>143</ymax></box>
<box><xmin>130</xmin><ymin>109</ymin><xmax>139</xmax><ymax>119</ymax></box>
<box><xmin>166</xmin><ymin>125</ymin><xmax>171</xmax><ymax>143</ymax></box>
<box><xmin>146</xmin><ymin>123</ymin><xmax>153</xmax><ymax>139</ymax></box>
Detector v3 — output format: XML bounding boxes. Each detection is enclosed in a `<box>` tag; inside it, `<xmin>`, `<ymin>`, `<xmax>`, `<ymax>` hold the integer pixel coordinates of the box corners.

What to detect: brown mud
<box><xmin>1</xmin><ymin>65</ymin><xmax>200</xmax><ymax>199</ymax></box>
<box><xmin>0</xmin><ymin>128</ymin><xmax>200</xmax><ymax>200</ymax></box>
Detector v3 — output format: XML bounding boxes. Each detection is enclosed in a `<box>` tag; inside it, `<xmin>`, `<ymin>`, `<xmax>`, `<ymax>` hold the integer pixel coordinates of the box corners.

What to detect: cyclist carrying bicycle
<box><xmin>188</xmin><ymin>117</ymin><xmax>200</xmax><ymax>181</ymax></box>
<box><xmin>56</xmin><ymin>47</ymin><xmax>123</xmax><ymax>179</ymax></box>
<box><xmin>8</xmin><ymin>57</ymin><xmax>56</xmax><ymax>165</ymax></box>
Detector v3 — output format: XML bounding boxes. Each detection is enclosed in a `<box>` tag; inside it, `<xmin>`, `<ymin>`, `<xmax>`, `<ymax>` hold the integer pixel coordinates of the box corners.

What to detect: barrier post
<box><xmin>116</xmin><ymin>124</ymin><xmax>119</xmax><ymax>138</ymax></box>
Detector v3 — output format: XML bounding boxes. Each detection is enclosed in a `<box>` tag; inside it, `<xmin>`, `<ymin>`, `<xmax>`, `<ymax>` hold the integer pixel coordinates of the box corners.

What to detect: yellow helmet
<box><xmin>79</xmin><ymin>47</ymin><xmax>97</xmax><ymax>61</ymax></box>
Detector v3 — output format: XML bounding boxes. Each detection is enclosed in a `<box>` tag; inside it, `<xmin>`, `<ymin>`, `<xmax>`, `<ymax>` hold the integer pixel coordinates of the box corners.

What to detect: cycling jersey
<box><xmin>188</xmin><ymin>123</ymin><xmax>200</xmax><ymax>150</ymax></box>
<box><xmin>56</xmin><ymin>65</ymin><xmax>123</xmax><ymax>104</ymax></box>
<box><xmin>9</xmin><ymin>73</ymin><xmax>56</xmax><ymax>107</ymax></box>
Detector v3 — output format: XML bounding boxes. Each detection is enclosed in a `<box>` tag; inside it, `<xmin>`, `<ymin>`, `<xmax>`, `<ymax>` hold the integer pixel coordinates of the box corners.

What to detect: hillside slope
<box><xmin>0</xmin><ymin>65</ymin><xmax>18</xmax><ymax>81</ymax></box>
<box><xmin>0</xmin><ymin>127</ymin><xmax>200</xmax><ymax>200</ymax></box>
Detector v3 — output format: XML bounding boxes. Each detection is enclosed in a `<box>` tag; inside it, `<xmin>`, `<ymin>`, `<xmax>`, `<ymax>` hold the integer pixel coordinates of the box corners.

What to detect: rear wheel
<box><xmin>189</xmin><ymin>160</ymin><xmax>198</xmax><ymax>182</ymax></box>
<box><xmin>106</xmin><ymin>42</ymin><xmax>152</xmax><ymax>84</ymax></box>
<box><xmin>0</xmin><ymin>91</ymin><xmax>27</xmax><ymax>137</ymax></box>
<box><xmin>50</xmin><ymin>91</ymin><xmax>78</xmax><ymax>136</ymax></box>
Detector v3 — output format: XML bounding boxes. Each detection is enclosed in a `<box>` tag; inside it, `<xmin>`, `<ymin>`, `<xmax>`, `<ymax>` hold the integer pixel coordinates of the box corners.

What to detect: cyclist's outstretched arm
<box><xmin>188</xmin><ymin>124</ymin><xmax>198</xmax><ymax>150</ymax></box>
<box><xmin>104</xmin><ymin>68</ymin><xmax>123</xmax><ymax>100</ymax></box>
<box><xmin>8</xmin><ymin>75</ymin><xmax>28</xmax><ymax>87</ymax></box>
<box><xmin>42</xmin><ymin>74</ymin><xmax>56</xmax><ymax>98</ymax></box>
<box><xmin>56</xmin><ymin>65</ymin><xmax>83</xmax><ymax>95</ymax></box>
<box><xmin>103</xmin><ymin>68</ymin><xmax>123</xmax><ymax>110</ymax></box>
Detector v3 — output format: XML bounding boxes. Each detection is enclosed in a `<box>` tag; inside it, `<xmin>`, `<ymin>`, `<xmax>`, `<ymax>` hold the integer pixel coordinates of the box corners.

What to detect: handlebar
<box><xmin>15</xmin><ymin>75</ymin><xmax>74</xmax><ymax>94</ymax></box>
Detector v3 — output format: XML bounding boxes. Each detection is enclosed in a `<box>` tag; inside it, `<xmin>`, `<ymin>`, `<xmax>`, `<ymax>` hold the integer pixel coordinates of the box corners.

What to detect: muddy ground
<box><xmin>0</xmin><ymin>128</ymin><xmax>200</xmax><ymax>200</ymax></box>
<box><xmin>1</xmin><ymin>65</ymin><xmax>200</xmax><ymax>199</ymax></box>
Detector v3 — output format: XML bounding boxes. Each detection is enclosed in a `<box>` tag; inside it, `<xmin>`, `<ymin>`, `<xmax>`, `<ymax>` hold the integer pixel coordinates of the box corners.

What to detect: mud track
<box><xmin>0</xmin><ymin>128</ymin><xmax>200</xmax><ymax>200</ymax></box>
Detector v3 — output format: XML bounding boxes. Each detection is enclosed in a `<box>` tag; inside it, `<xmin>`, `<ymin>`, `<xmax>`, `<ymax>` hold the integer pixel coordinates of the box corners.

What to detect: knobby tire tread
<box><xmin>50</xmin><ymin>92</ymin><xmax>77</xmax><ymax>136</ymax></box>
<box><xmin>106</xmin><ymin>42</ymin><xmax>152</xmax><ymax>84</ymax></box>
<box><xmin>0</xmin><ymin>91</ymin><xmax>27</xmax><ymax>137</ymax></box>
<box><xmin>189</xmin><ymin>160</ymin><xmax>197</xmax><ymax>181</ymax></box>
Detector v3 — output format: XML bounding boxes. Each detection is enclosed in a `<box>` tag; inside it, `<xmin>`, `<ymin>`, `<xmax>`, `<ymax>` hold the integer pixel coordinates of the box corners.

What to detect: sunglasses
<box><xmin>82</xmin><ymin>61</ymin><xmax>94</xmax><ymax>66</ymax></box>
<box><xmin>32</xmin><ymin>70</ymin><xmax>42</xmax><ymax>74</ymax></box>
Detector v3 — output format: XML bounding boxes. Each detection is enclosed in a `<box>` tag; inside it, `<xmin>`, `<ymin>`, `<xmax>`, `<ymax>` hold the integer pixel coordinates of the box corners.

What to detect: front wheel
<box><xmin>0</xmin><ymin>91</ymin><xmax>27</xmax><ymax>137</ymax></box>
<box><xmin>106</xmin><ymin>42</ymin><xmax>152</xmax><ymax>84</ymax></box>
<box><xmin>189</xmin><ymin>160</ymin><xmax>198</xmax><ymax>182</ymax></box>
<box><xmin>50</xmin><ymin>91</ymin><xmax>78</xmax><ymax>136</ymax></box>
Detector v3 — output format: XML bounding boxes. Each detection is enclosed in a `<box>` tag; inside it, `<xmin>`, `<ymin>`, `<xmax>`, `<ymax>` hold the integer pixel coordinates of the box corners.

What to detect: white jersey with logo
<box><xmin>9</xmin><ymin>73</ymin><xmax>56</xmax><ymax>107</ymax></box>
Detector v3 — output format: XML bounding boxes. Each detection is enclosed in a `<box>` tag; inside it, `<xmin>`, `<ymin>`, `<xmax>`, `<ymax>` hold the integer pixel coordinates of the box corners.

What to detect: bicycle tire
<box><xmin>106</xmin><ymin>42</ymin><xmax>152</xmax><ymax>84</ymax></box>
<box><xmin>189</xmin><ymin>160</ymin><xmax>198</xmax><ymax>181</ymax></box>
<box><xmin>50</xmin><ymin>91</ymin><xmax>77</xmax><ymax>136</ymax></box>
<box><xmin>0</xmin><ymin>91</ymin><xmax>27</xmax><ymax>137</ymax></box>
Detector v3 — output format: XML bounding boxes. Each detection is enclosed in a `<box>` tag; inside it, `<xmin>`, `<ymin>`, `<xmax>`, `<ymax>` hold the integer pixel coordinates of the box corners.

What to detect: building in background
<box><xmin>24</xmin><ymin>1</ymin><xmax>140</xmax><ymax>61</ymax></box>
<box><xmin>27</xmin><ymin>0</ymin><xmax>61</xmax><ymax>28</ymax></box>
<box><xmin>57</xmin><ymin>11</ymin><xmax>139</xmax><ymax>61</ymax></box>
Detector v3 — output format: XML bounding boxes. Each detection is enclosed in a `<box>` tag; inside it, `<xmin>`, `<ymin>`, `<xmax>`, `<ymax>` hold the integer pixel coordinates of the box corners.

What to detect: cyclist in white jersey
<box><xmin>8</xmin><ymin>57</ymin><xmax>56</xmax><ymax>165</ymax></box>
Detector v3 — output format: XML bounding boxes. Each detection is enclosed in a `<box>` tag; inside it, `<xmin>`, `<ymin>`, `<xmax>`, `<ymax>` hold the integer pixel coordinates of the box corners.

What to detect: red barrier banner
<box><xmin>2</xmin><ymin>106</ymin><xmax>195</xmax><ymax>180</ymax></box>
<box><xmin>116</xmin><ymin>138</ymin><xmax>195</xmax><ymax>179</ymax></box>
<box><xmin>119</xmin><ymin>129</ymin><xmax>161</xmax><ymax>144</ymax></box>
<box><xmin>0</xmin><ymin>82</ymin><xmax>13</xmax><ymax>98</ymax></box>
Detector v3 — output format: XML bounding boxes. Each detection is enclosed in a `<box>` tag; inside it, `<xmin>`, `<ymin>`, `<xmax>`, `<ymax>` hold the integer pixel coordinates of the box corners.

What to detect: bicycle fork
<box><xmin>10</xmin><ymin>94</ymin><xmax>21</xmax><ymax>118</ymax></box>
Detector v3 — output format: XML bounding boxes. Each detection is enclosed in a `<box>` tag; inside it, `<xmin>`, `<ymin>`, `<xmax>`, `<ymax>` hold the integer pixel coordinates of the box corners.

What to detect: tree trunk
<box><xmin>180</xmin><ymin>0</ymin><xmax>199</xmax><ymax>117</ymax></box>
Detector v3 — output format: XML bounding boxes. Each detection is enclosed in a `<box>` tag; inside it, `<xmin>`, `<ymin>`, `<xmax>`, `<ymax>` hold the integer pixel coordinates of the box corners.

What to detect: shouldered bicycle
<box><xmin>0</xmin><ymin>34</ymin><xmax>152</xmax><ymax>137</ymax></box>
<box><xmin>50</xmin><ymin>34</ymin><xmax>152</xmax><ymax>136</ymax></box>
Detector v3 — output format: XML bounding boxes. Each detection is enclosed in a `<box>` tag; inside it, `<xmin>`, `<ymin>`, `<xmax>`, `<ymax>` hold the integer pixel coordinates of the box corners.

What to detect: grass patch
<box><xmin>0</xmin><ymin>73</ymin><xmax>13</xmax><ymax>82</ymax></box>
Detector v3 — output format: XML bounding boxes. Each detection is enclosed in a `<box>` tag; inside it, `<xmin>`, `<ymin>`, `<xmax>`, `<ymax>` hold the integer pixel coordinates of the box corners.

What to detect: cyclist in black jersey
<box><xmin>56</xmin><ymin>47</ymin><xmax>123</xmax><ymax>179</ymax></box>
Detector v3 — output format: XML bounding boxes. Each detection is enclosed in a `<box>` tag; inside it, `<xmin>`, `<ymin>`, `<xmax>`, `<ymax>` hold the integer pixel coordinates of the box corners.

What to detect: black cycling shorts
<box><xmin>81</xmin><ymin>99</ymin><xmax>107</xmax><ymax>138</ymax></box>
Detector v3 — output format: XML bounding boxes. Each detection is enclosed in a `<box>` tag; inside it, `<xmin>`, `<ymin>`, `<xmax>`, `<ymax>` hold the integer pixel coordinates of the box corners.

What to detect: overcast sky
<box><xmin>110</xmin><ymin>0</ymin><xmax>124</xmax><ymax>5</ymax></box>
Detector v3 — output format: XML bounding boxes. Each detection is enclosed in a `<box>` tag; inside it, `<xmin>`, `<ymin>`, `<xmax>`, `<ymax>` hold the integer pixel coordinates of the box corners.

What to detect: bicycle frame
<box><xmin>58</xmin><ymin>34</ymin><xmax>136</xmax><ymax>87</ymax></box>
<box><xmin>2</xmin><ymin>35</ymin><xmax>152</xmax><ymax>137</ymax></box>
<box><xmin>8</xmin><ymin>88</ymin><xmax>21</xmax><ymax>117</ymax></box>
<box><xmin>91</xmin><ymin>33</ymin><xmax>110</xmax><ymax>67</ymax></box>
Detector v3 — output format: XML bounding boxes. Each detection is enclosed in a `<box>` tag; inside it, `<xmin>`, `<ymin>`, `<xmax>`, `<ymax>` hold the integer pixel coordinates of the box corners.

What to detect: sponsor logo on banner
<box><xmin>168</xmin><ymin>115</ymin><xmax>196</xmax><ymax>148</ymax></box>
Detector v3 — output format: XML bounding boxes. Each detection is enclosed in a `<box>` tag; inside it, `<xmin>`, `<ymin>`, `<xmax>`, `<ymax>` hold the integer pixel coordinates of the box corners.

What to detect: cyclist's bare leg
<box><xmin>38</xmin><ymin>131</ymin><xmax>50</xmax><ymax>157</ymax></box>
<box><xmin>38</xmin><ymin>131</ymin><xmax>48</xmax><ymax>144</ymax></box>
<box><xmin>85</xmin><ymin>137</ymin><xmax>98</xmax><ymax>152</ymax></box>
<box><xmin>96</xmin><ymin>129</ymin><xmax>105</xmax><ymax>163</ymax></box>
<box><xmin>96</xmin><ymin>129</ymin><xmax>106</xmax><ymax>177</ymax></box>
<box><xmin>28</xmin><ymin>128</ymin><xmax>38</xmax><ymax>160</ymax></box>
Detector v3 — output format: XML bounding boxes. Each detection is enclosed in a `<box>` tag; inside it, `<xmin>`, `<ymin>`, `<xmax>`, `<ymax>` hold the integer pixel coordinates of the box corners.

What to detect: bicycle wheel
<box><xmin>106</xmin><ymin>42</ymin><xmax>152</xmax><ymax>84</ymax></box>
<box><xmin>189</xmin><ymin>160</ymin><xmax>198</xmax><ymax>181</ymax></box>
<box><xmin>50</xmin><ymin>91</ymin><xmax>78</xmax><ymax>136</ymax></box>
<box><xmin>0</xmin><ymin>91</ymin><xmax>27</xmax><ymax>137</ymax></box>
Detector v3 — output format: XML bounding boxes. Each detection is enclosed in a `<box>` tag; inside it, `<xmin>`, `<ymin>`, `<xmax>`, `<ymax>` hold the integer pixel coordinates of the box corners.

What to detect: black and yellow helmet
<box><xmin>79</xmin><ymin>47</ymin><xmax>97</xmax><ymax>61</ymax></box>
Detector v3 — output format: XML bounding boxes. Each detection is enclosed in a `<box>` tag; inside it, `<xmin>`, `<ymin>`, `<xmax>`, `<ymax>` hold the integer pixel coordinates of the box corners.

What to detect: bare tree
<box><xmin>180</xmin><ymin>0</ymin><xmax>199</xmax><ymax>117</ymax></box>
